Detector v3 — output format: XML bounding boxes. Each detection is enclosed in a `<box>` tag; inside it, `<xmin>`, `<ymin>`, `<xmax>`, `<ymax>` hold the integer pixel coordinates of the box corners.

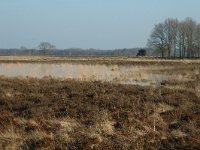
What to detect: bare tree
<box><xmin>177</xmin><ymin>21</ymin><xmax>187</xmax><ymax>58</ymax></box>
<box><xmin>184</xmin><ymin>18</ymin><xmax>196</xmax><ymax>58</ymax></box>
<box><xmin>164</xmin><ymin>18</ymin><xmax>179</xmax><ymax>57</ymax></box>
<box><xmin>148</xmin><ymin>17</ymin><xmax>200</xmax><ymax>58</ymax></box>
<box><xmin>20</xmin><ymin>46</ymin><xmax>27</xmax><ymax>50</ymax></box>
<box><xmin>194</xmin><ymin>24</ymin><xmax>200</xmax><ymax>57</ymax></box>
<box><xmin>38</xmin><ymin>42</ymin><xmax>56</xmax><ymax>56</ymax></box>
<box><xmin>147</xmin><ymin>23</ymin><xmax>167</xmax><ymax>57</ymax></box>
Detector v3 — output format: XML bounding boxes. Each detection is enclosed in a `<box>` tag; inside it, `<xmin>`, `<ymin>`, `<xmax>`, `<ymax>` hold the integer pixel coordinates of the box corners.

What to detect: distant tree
<box><xmin>20</xmin><ymin>46</ymin><xmax>27</xmax><ymax>50</ymax></box>
<box><xmin>38</xmin><ymin>42</ymin><xmax>56</xmax><ymax>56</ymax></box>
<box><xmin>148</xmin><ymin>17</ymin><xmax>200</xmax><ymax>58</ymax></box>
<box><xmin>194</xmin><ymin>24</ymin><xmax>200</xmax><ymax>57</ymax></box>
<box><xmin>147</xmin><ymin>23</ymin><xmax>167</xmax><ymax>57</ymax></box>
<box><xmin>164</xmin><ymin>18</ymin><xmax>179</xmax><ymax>57</ymax></box>
<box><xmin>177</xmin><ymin>21</ymin><xmax>187</xmax><ymax>58</ymax></box>
<box><xmin>184</xmin><ymin>17</ymin><xmax>197</xmax><ymax>58</ymax></box>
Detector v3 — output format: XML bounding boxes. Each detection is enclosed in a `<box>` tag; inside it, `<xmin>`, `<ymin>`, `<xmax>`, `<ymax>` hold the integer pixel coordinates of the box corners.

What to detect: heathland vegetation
<box><xmin>0</xmin><ymin>57</ymin><xmax>200</xmax><ymax>149</ymax></box>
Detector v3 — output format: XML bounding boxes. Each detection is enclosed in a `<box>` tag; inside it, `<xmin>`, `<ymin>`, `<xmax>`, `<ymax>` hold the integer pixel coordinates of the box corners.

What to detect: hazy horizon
<box><xmin>0</xmin><ymin>0</ymin><xmax>200</xmax><ymax>49</ymax></box>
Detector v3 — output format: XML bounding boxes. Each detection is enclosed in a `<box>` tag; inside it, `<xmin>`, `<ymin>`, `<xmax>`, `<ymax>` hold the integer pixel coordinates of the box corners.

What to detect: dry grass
<box><xmin>1</xmin><ymin>56</ymin><xmax>200</xmax><ymax>89</ymax></box>
<box><xmin>0</xmin><ymin>57</ymin><xmax>200</xmax><ymax>149</ymax></box>
<box><xmin>1</xmin><ymin>56</ymin><xmax>200</xmax><ymax>65</ymax></box>
<box><xmin>0</xmin><ymin>76</ymin><xmax>200</xmax><ymax>149</ymax></box>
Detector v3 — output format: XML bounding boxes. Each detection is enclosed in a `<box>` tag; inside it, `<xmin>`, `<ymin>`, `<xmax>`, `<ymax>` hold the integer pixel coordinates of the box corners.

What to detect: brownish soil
<box><xmin>0</xmin><ymin>77</ymin><xmax>200</xmax><ymax>149</ymax></box>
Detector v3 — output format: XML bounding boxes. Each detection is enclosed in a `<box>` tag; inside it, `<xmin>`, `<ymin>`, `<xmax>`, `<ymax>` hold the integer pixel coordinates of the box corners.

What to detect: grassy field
<box><xmin>0</xmin><ymin>57</ymin><xmax>200</xmax><ymax>149</ymax></box>
<box><xmin>1</xmin><ymin>56</ymin><xmax>200</xmax><ymax>65</ymax></box>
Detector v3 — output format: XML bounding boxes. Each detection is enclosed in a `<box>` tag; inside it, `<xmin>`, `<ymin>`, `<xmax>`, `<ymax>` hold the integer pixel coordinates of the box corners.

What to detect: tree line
<box><xmin>0</xmin><ymin>47</ymin><xmax>154</xmax><ymax>56</ymax></box>
<box><xmin>148</xmin><ymin>17</ymin><xmax>200</xmax><ymax>58</ymax></box>
<box><xmin>0</xmin><ymin>42</ymin><xmax>154</xmax><ymax>56</ymax></box>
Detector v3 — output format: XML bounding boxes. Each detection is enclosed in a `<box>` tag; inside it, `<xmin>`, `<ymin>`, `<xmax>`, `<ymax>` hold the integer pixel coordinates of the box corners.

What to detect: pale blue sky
<box><xmin>0</xmin><ymin>0</ymin><xmax>200</xmax><ymax>49</ymax></box>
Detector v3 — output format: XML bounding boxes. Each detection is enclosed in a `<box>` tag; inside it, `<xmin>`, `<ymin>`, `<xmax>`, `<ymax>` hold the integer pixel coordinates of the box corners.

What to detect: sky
<box><xmin>0</xmin><ymin>0</ymin><xmax>200</xmax><ymax>49</ymax></box>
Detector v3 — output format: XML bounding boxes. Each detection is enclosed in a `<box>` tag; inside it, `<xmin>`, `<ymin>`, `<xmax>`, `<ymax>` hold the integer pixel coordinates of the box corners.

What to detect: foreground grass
<box><xmin>0</xmin><ymin>77</ymin><xmax>200</xmax><ymax>149</ymax></box>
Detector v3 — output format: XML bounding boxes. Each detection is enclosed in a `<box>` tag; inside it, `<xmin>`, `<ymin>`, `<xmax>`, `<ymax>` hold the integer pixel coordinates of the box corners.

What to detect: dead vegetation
<box><xmin>1</xmin><ymin>56</ymin><xmax>200</xmax><ymax>66</ymax></box>
<box><xmin>0</xmin><ymin>76</ymin><xmax>200</xmax><ymax>149</ymax></box>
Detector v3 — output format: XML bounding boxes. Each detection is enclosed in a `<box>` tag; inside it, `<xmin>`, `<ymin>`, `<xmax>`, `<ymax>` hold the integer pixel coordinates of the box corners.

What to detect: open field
<box><xmin>0</xmin><ymin>56</ymin><xmax>200</xmax><ymax>149</ymax></box>
<box><xmin>1</xmin><ymin>56</ymin><xmax>200</xmax><ymax>65</ymax></box>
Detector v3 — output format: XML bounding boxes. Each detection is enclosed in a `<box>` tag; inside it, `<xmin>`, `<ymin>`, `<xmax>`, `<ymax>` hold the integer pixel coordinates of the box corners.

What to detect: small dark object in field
<box><xmin>86</xmin><ymin>93</ymin><xmax>95</xmax><ymax>98</ymax></box>
<box><xmin>68</xmin><ymin>92</ymin><xmax>79</xmax><ymax>98</ymax></box>
<box><xmin>55</xmin><ymin>108</ymin><xmax>68</xmax><ymax>118</ymax></box>
<box><xmin>32</xmin><ymin>99</ymin><xmax>41</xmax><ymax>104</ymax></box>
<box><xmin>180</xmin><ymin>115</ymin><xmax>190</xmax><ymax>122</ymax></box>
<box><xmin>169</xmin><ymin>122</ymin><xmax>180</xmax><ymax>130</ymax></box>
<box><xmin>25</xmin><ymin>126</ymin><xmax>36</xmax><ymax>132</ymax></box>
<box><xmin>166</xmin><ymin>137</ymin><xmax>188</xmax><ymax>149</ymax></box>
<box><xmin>67</xmin><ymin>141</ymin><xmax>84</xmax><ymax>150</ymax></box>
<box><xmin>196</xmin><ymin>120</ymin><xmax>200</xmax><ymax>128</ymax></box>
<box><xmin>120</xmin><ymin>112</ymin><xmax>128</xmax><ymax>119</ymax></box>
<box><xmin>0</xmin><ymin>99</ymin><xmax>6</xmax><ymax>105</ymax></box>
<box><xmin>166</xmin><ymin>99</ymin><xmax>180</xmax><ymax>107</ymax></box>
<box><xmin>137</xmin><ymin>89</ymin><xmax>145</xmax><ymax>94</ymax></box>
<box><xmin>13</xmin><ymin>105</ymin><xmax>28</xmax><ymax>113</ymax></box>
<box><xmin>0</xmin><ymin>112</ymin><xmax>14</xmax><ymax>125</ymax></box>
<box><xmin>136</xmin><ymin>49</ymin><xmax>146</xmax><ymax>56</ymax></box>
<box><xmin>59</xmin><ymin>107</ymin><xmax>67</xmax><ymax>112</ymax></box>
<box><xmin>161</xmin><ymin>81</ymin><xmax>167</xmax><ymax>86</ymax></box>
<box><xmin>23</xmin><ymin>139</ymin><xmax>45</xmax><ymax>150</ymax></box>
<box><xmin>114</xmin><ymin>122</ymin><xmax>123</xmax><ymax>129</ymax></box>
<box><xmin>83</xmin><ymin>119</ymin><xmax>95</xmax><ymax>127</ymax></box>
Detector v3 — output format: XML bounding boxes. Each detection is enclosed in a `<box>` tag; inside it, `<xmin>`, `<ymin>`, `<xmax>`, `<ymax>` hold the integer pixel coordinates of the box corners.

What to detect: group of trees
<box><xmin>38</xmin><ymin>42</ymin><xmax>56</xmax><ymax>55</ymax></box>
<box><xmin>148</xmin><ymin>17</ymin><xmax>200</xmax><ymax>58</ymax></box>
<box><xmin>0</xmin><ymin>48</ymin><xmax>153</xmax><ymax>56</ymax></box>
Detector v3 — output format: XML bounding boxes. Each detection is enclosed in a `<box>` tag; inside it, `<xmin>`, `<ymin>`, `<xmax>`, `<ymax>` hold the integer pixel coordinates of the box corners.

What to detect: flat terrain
<box><xmin>0</xmin><ymin>56</ymin><xmax>200</xmax><ymax>149</ymax></box>
<box><xmin>1</xmin><ymin>56</ymin><xmax>200</xmax><ymax>65</ymax></box>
